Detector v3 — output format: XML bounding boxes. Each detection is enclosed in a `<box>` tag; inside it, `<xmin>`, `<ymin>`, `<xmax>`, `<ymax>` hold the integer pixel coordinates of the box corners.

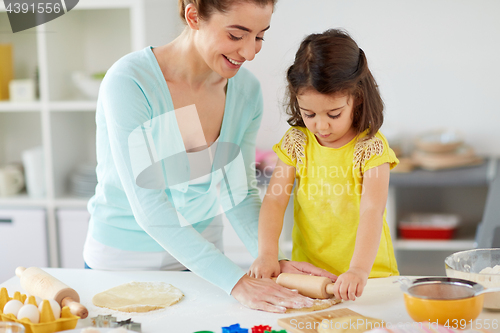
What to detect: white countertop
<box><xmin>2</xmin><ymin>270</ymin><xmax>500</xmax><ymax>333</ymax></box>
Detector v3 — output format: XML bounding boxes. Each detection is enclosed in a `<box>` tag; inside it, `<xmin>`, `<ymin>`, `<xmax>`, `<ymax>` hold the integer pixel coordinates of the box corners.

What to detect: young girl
<box><xmin>249</xmin><ymin>29</ymin><xmax>399</xmax><ymax>301</ymax></box>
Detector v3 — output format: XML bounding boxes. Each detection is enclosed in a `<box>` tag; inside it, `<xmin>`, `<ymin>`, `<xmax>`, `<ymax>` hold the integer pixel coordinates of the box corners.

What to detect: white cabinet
<box><xmin>0</xmin><ymin>0</ymin><xmax>146</xmax><ymax>268</ymax></box>
<box><xmin>0</xmin><ymin>209</ymin><xmax>47</xmax><ymax>283</ymax></box>
<box><xmin>57</xmin><ymin>209</ymin><xmax>90</xmax><ymax>269</ymax></box>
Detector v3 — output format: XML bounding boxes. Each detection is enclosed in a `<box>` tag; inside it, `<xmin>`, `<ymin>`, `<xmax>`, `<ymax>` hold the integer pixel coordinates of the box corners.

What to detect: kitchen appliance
<box><xmin>475</xmin><ymin>170</ymin><xmax>500</xmax><ymax>248</ymax></box>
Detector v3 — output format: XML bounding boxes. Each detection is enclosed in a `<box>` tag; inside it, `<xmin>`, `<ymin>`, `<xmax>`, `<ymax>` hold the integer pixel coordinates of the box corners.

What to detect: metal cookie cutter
<box><xmin>90</xmin><ymin>314</ymin><xmax>142</xmax><ymax>332</ymax></box>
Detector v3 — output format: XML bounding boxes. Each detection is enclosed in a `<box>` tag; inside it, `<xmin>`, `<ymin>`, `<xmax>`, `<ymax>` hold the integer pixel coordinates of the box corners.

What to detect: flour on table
<box><xmin>82</xmin><ymin>328</ymin><xmax>128</xmax><ymax>333</ymax></box>
<box><xmin>92</xmin><ymin>281</ymin><xmax>183</xmax><ymax>313</ymax></box>
<box><xmin>286</xmin><ymin>297</ymin><xmax>341</xmax><ymax>313</ymax></box>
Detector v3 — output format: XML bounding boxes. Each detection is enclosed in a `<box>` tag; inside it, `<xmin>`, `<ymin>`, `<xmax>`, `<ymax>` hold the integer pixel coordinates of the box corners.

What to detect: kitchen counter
<box><xmin>2</xmin><ymin>270</ymin><xmax>500</xmax><ymax>333</ymax></box>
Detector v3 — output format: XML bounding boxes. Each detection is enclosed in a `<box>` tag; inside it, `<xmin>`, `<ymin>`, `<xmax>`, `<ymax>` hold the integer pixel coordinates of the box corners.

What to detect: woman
<box><xmin>83</xmin><ymin>0</ymin><xmax>335</xmax><ymax>312</ymax></box>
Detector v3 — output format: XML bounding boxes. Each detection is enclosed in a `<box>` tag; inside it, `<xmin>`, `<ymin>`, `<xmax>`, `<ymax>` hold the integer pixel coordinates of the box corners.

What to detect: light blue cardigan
<box><xmin>87</xmin><ymin>46</ymin><xmax>277</xmax><ymax>294</ymax></box>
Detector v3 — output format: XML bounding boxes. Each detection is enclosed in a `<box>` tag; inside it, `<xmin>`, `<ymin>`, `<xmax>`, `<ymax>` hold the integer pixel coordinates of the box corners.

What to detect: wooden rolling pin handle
<box><xmin>61</xmin><ymin>297</ymin><xmax>89</xmax><ymax>319</ymax></box>
<box><xmin>15</xmin><ymin>266</ymin><xmax>26</xmax><ymax>277</ymax></box>
<box><xmin>326</xmin><ymin>283</ymin><xmax>336</xmax><ymax>295</ymax></box>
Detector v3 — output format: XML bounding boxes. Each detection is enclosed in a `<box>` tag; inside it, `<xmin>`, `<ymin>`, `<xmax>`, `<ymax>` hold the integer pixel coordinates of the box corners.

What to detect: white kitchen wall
<box><xmin>144</xmin><ymin>0</ymin><xmax>500</xmax><ymax>155</ymax></box>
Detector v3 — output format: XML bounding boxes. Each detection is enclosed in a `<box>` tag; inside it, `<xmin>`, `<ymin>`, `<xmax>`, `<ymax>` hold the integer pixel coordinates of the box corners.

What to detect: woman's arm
<box><xmin>248</xmin><ymin>159</ymin><xmax>296</xmax><ymax>278</ymax></box>
<box><xmin>331</xmin><ymin>163</ymin><xmax>390</xmax><ymax>301</ymax></box>
<box><xmin>100</xmin><ymin>69</ymin><xmax>249</xmax><ymax>294</ymax></box>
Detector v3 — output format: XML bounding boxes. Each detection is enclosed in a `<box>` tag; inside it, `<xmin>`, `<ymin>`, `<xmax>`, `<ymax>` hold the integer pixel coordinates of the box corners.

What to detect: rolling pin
<box><xmin>15</xmin><ymin>266</ymin><xmax>88</xmax><ymax>319</ymax></box>
<box><xmin>276</xmin><ymin>273</ymin><xmax>336</xmax><ymax>299</ymax></box>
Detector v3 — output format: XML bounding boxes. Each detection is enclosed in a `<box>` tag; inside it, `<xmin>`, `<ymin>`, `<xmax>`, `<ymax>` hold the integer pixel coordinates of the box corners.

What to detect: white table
<box><xmin>2</xmin><ymin>270</ymin><xmax>500</xmax><ymax>333</ymax></box>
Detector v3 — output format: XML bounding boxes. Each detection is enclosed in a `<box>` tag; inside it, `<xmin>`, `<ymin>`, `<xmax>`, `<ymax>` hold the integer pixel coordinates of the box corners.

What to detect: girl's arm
<box><xmin>332</xmin><ymin>162</ymin><xmax>390</xmax><ymax>301</ymax></box>
<box><xmin>248</xmin><ymin>159</ymin><xmax>296</xmax><ymax>278</ymax></box>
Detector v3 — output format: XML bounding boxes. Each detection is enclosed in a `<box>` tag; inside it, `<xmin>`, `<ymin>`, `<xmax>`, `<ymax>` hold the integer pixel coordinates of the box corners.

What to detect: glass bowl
<box><xmin>445</xmin><ymin>248</ymin><xmax>500</xmax><ymax>309</ymax></box>
<box><xmin>0</xmin><ymin>322</ymin><xmax>25</xmax><ymax>333</ymax></box>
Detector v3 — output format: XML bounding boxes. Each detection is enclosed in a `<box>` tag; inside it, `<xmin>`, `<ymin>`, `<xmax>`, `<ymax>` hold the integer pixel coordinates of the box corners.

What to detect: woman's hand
<box><xmin>231</xmin><ymin>274</ymin><xmax>314</xmax><ymax>313</ymax></box>
<box><xmin>248</xmin><ymin>255</ymin><xmax>281</xmax><ymax>278</ymax></box>
<box><xmin>279</xmin><ymin>260</ymin><xmax>338</xmax><ymax>282</ymax></box>
<box><xmin>330</xmin><ymin>267</ymin><xmax>369</xmax><ymax>301</ymax></box>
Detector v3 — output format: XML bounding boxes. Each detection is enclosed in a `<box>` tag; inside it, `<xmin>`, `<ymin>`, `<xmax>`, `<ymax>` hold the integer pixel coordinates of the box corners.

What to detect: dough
<box><xmin>286</xmin><ymin>297</ymin><xmax>341</xmax><ymax>313</ymax></box>
<box><xmin>92</xmin><ymin>281</ymin><xmax>183</xmax><ymax>312</ymax></box>
<box><xmin>317</xmin><ymin>315</ymin><xmax>384</xmax><ymax>333</ymax></box>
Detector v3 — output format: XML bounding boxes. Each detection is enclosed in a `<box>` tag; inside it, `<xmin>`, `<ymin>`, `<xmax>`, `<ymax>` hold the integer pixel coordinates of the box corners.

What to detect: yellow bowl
<box><xmin>404</xmin><ymin>293</ymin><xmax>484</xmax><ymax>323</ymax></box>
<box><xmin>400</xmin><ymin>277</ymin><xmax>485</xmax><ymax>324</ymax></box>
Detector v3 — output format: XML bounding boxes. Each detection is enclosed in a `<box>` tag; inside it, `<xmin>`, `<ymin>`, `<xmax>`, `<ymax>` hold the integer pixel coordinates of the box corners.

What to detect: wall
<box><xmin>143</xmin><ymin>0</ymin><xmax>184</xmax><ymax>48</ymax></box>
<box><xmin>145</xmin><ymin>0</ymin><xmax>500</xmax><ymax>156</ymax></box>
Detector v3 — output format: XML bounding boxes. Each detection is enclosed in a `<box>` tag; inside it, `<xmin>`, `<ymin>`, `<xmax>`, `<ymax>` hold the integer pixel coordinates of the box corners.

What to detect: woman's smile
<box><xmin>223</xmin><ymin>54</ymin><xmax>244</xmax><ymax>68</ymax></box>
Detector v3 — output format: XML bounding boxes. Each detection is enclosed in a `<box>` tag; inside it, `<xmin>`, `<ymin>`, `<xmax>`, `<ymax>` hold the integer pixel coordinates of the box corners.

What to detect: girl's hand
<box><xmin>279</xmin><ymin>260</ymin><xmax>338</xmax><ymax>282</ymax></box>
<box><xmin>248</xmin><ymin>256</ymin><xmax>281</xmax><ymax>278</ymax></box>
<box><xmin>231</xmin><ymin>274</ymin><xmax>314</xmax><ymax>313</ymax></box>
<box><xmin>331</xmin><ymin>267</ymin><xmax>369</xmax><ymax>301</ymax></box>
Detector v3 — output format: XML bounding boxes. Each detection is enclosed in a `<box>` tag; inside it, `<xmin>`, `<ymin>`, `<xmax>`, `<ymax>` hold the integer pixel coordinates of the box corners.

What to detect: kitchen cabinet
<box><xmin>0</xmin><ymin>209</ymin><xmax>47</xmax><ymax>283</ymax></box>
<box><xmin>388</xmin><ymin>158</ymin><xmax>498</xmax><ymax>275</ymax></box>
<box><xmin>0</xmin><ymin>0</ymin><xmax>146</xmax><ymax>268</ymax></box>
<box><xmin>57</xmin><ymin>208</ymin><xmax>90</xmax><ymax>269</ymax></box>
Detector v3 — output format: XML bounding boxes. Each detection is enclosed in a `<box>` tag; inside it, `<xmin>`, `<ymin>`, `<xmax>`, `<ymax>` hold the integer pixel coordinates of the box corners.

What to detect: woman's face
<box><xmin>194</xmin><ymin>2</ymin><xmax>273</xmax><ymax>78</ymax></box>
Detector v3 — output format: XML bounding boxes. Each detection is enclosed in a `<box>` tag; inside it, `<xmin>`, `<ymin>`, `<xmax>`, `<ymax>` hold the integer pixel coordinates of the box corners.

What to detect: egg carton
<box><xmin>0</xmin><ymin>287</ymin><xmax>79</xmax><ymax>333</ymax></box>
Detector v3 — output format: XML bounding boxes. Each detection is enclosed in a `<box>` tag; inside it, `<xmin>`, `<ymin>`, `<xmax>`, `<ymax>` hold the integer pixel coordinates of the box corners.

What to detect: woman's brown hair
<box><xmin>178</xmin><ymin>0</ymin><xmax>277</xmax><ymax>24</ymax></box>
<box><xmin>285</xmin><ymin>29</ymin><xmax>384</xmax><ymax>138</ymax></box>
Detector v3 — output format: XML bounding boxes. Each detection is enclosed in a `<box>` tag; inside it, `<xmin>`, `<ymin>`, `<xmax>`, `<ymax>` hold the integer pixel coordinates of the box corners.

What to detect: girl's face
<box><xmin>297</xmin><ymin>90</ymin><xmax>357</xmax><ymax>148</ymax></box>
<box><xmin>194</xmin><ymin>2</ymin><xmax>273</xmax><ymax>78</ymax></box>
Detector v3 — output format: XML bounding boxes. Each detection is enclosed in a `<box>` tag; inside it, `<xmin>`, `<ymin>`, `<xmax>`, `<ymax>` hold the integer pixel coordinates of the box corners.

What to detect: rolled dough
<box><xmin>286</xmin><ymin>297</ymin><xmax>341</xmax><ymax>313</ymax></box>
<box><xmin>92</xmin><ymin>281</ymin><xmax>183</xmax><ymax>312</ymax></box>
<box><xmin>317</xmin><ymin>315</ymin><xmax>384</xmax><ymax>333</ymax></box>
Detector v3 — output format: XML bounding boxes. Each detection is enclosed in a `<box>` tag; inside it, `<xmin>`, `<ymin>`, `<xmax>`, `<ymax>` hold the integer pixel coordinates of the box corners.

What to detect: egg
<box><xmin>3</xmin><ymin>299</ymin><xmax>23</xmax><ymax>318</ymax></box>
<box><xmin>17</xmin><ymin>304</ymin><xmax>40</xmax><ymax>323</ymax></box>
<box><xmin>38</xmin><ymin>299</ymin><xmax>61</xmax><ymax>319</ymax></box>
<box><xmin>24</xmin><ymin>295</ymin><xmax>42</xmax><ymax>306</ymax></box>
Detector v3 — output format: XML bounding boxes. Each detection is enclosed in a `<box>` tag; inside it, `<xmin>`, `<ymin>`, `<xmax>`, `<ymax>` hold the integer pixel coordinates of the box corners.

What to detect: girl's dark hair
<box><xmin>285</xmin><ymin>28</ymin><xmax>384</xmax><ymax>138</ymax></box>
<box><xmin>178</xmin><ymin>0</ymin><xmax>277</xmax><ymax>24</ymax></box>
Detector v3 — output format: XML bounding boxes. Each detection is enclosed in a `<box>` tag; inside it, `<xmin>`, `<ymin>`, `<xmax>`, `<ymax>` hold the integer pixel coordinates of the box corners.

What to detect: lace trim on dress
<box><xmin>282</xmin><ymin>128</ymin><xmax>307</xmax><ymax>165</ymax></box>
<box><xmin>353</xmin><ymin>136</ymin><xmax>384</xmax><ymax>170</ymax></box>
